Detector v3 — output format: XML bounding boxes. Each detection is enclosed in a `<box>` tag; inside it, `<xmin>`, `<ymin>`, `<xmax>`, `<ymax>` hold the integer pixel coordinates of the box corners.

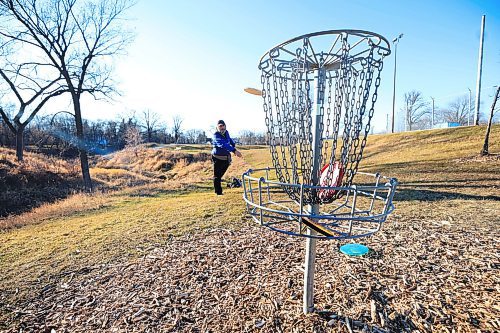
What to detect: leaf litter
<box><xmin>1</xmin><ymin>202</ymin><xmax>498</xmax><ymax>332</ymax></box>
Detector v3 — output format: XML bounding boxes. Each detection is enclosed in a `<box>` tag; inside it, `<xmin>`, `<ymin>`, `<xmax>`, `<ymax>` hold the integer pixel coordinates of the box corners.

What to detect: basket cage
<box><xmin>242</xmin><ymin>30</ymin><xmax>398</xmax><ymax>239</ymax></box>
<box><xmin>242</xmin><ymin>167</ymin><xmax>397</xmax><ymax>239</ymax></box>
<box><xmin>258</xmin><ymin>30</ymin><xmax>391</xmax><ymax>205</ymax></box>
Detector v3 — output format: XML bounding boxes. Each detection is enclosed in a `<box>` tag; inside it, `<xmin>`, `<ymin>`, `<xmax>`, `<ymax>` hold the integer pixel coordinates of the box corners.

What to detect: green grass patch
<box><xmin>0</xmin><ymin>187</ymin><xmax>246</xmax><ymax>299</ymax></box>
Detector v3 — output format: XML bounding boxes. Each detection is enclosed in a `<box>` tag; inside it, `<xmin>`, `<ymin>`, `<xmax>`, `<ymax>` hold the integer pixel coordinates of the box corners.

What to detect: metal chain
<box><xmin>321</xmin><ymin>36</ymin><xmax>352</xmax><ymax>201</ymax></box>
<box><xmin>342</xmin><ymin>55</ymin><xmax>370</xmax><ymax>185</ymax></box>
<box><xmin>340</xmin><ymin>35</ymin><xmax>354</xmax><ymax>170</ymax></box>
<box><xmin>295</xmin><ymin>48</ymin><xmax>306</xmax><ymax>202</ymax></box>
<box><xmin>329</xmin><ymin>67</ymin><xmax>342</xmax><ymax>167</ymax></box>
<box><xmin>298</xmin><ymin>38</ymin><xmax>314</xmax><ymax>203</ymax></box>
<box><xmin>316</xmin><ymin>57</ymin><xmax>326</xmax><ymax>175</ymax></box>
<box><xmin>290</xmin><ymin>67</ymin><xmax>300</xmax><ymax>186</ymax></box>
<box><xmin>275</xmin><ymin>74</ymin><xmax>291</xmax><ymax>186</ymax></box>
<box><xmin>267</xmin><ymin>59</ymin><xmax>285</xmax><ymax>187</ymax></box>
<box><xmin>344</xmin><ymin>48</ymin><xmax>375</xmax><ymax>185</ymax></box>
<box><xmin>322</xmin><ymin>72</ymin><xmax>333</xmax><ymax>166</ymax></box>
<box><xmin>351</xmin><ymin>56</ymin><xmax>384</xmax><ymax>179</ymax></box>
<box><xmin>260</xmin><ymin>33</ymin><xmax>387</xmax><ymax>205</ymax></box>
<box><xmin>323</xmin><ymin>35</ymin><xmax>350</xmax><ymax>192</ymax></box>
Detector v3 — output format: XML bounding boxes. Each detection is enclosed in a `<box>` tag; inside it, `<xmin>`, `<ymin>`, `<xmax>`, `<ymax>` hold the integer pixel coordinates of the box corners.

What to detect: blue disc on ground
<box><xmin>340</xmin><ymin>243</ymin><xmax>369</xmax><ymax>256</ymax></box>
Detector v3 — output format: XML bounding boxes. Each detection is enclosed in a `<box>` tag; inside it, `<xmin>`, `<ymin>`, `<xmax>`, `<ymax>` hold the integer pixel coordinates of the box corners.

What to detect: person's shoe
<box><xmin>216</xmin><ymin>192</ymin><xmax>223</xmax><ymax>195</ymax></box>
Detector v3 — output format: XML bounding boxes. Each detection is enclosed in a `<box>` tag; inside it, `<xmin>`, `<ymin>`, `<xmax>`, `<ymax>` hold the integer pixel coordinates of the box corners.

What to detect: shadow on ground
<box><xmin>394</xmin><ymin>187</ymin><xmax>500</xmax><ymax>202</ymax></box>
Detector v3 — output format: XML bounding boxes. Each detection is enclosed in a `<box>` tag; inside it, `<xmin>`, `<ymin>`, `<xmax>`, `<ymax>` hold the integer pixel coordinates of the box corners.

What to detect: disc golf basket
<box><xmin>242</xmin><ymin>30</ymin><xmax>398</xmax><ymax>313</ymax></box>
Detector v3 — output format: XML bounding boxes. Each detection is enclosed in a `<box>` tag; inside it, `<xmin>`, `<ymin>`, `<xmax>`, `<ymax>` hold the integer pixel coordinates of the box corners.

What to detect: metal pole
<box><xmin>474</xmin><ymin>15</ymin><xmax>485</xmax><ymax>125</ymax></box>
<box><xmin>303</xmin><ymin>66</ymin><xmax>326</xmax><ymax>314</ymax></box>
<box><xmin>391</xmin><ymin>43</ymin><xmax>397</xmax><ymax>133</ymax></box>
<box><xmin>468</xmin><ymin>88</ymin><xmax>472</xmax><ymax>126</ymax></box>
<box><xmin>431</xmin><ymin>97</ymin><xmax>435</xmax><ymax>128</ymax></box>
<box><xmin>404</xmin><ymin>103</ymin><xmax>408</xmax><ymax>132</ymax></box>
<box><xmin>391</xmin><ymin>34</ymin><xmax>403</xmax><ymax>133</ymax></box>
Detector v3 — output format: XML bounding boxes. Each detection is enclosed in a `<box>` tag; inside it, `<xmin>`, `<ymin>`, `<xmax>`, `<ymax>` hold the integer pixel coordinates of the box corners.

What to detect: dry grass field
<box><xmin>0</xmin><ymin>148</ymin><xmax>83</xmax><ymax>218</ymax></box>
<box><xmin>0</xmin><ymin>125</ymin><xmax>499</xmax><ymax>332</ymax></box>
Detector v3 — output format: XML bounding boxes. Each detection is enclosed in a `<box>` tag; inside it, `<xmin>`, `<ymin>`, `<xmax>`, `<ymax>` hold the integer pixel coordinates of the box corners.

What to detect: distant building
<box><xmin>433</xmin><ymin>122</ymin><xmax>461</xmax><ymax>129</ymax></box>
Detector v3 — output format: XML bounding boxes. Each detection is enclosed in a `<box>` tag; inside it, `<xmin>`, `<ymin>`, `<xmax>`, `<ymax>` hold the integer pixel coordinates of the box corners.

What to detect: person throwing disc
<box><xmin>211</xmin><ymin>120</ymin><xmax>242</xmax><ymax>195</ymax></box>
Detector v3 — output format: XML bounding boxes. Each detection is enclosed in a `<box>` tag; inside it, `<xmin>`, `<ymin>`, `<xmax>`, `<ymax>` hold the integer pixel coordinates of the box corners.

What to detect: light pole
<box><xmin>391</xmin><ymin>33</ymin><xmax>403</xmax><ymax>133</ymax></box>
<box><xmin>474</xmin><ymin>15</ymin><xmax>485</xmax><ymax>125</ymax></box>
<box><xmin>431</xmin><ymin>97</ymin><xmax>435</xmax><ymax>128</ymax></box>
<box><xmin>468</xmin><ymin>88</ymin><xmax>472</xmax><ymax>126</ymax></box>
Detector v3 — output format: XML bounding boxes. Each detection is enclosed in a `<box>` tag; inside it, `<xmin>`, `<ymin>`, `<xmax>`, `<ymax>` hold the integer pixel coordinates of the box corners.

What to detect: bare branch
<box><xmin>0</xmin><ymin>106</ymin><xmax>16</xmax><ymax>132</ymax></box>
<box><xmin>401</xmin><ymin>90</ymin><xmax>430</xmax><ymax>131</ymax></box>
<box><xmin>442</xmin><ymin>95</ymin><xmax>471</xmax><ymax>125</ymax></box>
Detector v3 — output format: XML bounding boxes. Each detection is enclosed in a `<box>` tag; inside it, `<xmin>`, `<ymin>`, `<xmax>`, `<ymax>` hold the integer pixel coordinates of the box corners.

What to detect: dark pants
<box><xmin>212</xmin><ymin>156</ymin><xmax>230</xmax><ymax>195</ymax></box>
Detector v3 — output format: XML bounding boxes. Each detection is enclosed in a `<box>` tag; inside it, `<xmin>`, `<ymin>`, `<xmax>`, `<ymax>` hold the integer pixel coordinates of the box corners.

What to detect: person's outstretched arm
<box><xmin>227</xmin><ymin>132</ymin><xmax>242</xmax><ymax>157</ymax></box>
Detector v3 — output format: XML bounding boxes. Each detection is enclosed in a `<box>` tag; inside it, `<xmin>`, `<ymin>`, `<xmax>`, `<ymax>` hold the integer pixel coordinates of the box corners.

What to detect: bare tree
<box><xmin>124</xmin><ymin>125</ymin><xmax>142</xmax><ymax>148</ymax></box>
<box><xmin>239</xmin><ymin>130</ymin><xmax>257</xmax><ymax>145</ymax></box>
<box><xmin>184</xmin><ymin>129</ymin><xmax>197</xmax><ymax>144</ymax></box>
<box><xmin>47</xmin><ymin>111</ymin><xmax>77</xmax><ymax>154</ymax></box>
<box><xmin>172</xmin><ymin>114</ymin><xmax>183</xmax><ymax>143</ymax></box>
<box><xmin>0</xmin><ymin>49</ymin><xmax>66</xmax><ymax>160</ymax></box>
<box><xmin>182</xmin><ymin>129</ymin><xmax>206</xmax><ymax>144</ymax></box>
<box><xmin>195</xmin><ymin>131</ymin><xmax>207</xmax><ymax>144</ymax></box>
<box><xmin>401</xmin><ymin>91</ymin><xmax>429</xmax><ymax>131</ymax></box>
<box><xmin>0</xmin><ymin>0</ymin><xmax>135</xmax><ymax>191</ymax></box>
<box><xmin>481</xmin><ymin>86</ymin><xmax>500</xmax><ymax>156</ymax></box>
<box><xmin>139</xmin><ymin>109</ymin><xmax>161</xmax><ymax>143</ymax></box>
<box><xmin>442</xmin><ymin>95</ymin><xmax>471</xmax><ymax>125</ymax></box>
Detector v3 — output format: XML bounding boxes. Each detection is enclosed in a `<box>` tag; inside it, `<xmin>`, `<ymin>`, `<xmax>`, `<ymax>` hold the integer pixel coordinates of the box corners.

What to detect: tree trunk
<box><xmin>15</xmin><ymin>127</ymin><xmax>24</xmax><ymax>161</ymax></box>
<box><xmin>480</xmin><ymin>86</ymin><xmax>500</xmax><ymax>156</ymax></box>
<box><xmin>73</xmin><ymin>95</ymin><xmax>93</xmax><ymax>192</ymax></box>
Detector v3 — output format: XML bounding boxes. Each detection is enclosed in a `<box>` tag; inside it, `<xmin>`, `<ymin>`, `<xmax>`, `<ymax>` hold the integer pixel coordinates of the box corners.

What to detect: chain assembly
<box><xmin>259</xmin><ymin>30</ymin><xmax>390</xmax><ymax>204</ymax></box>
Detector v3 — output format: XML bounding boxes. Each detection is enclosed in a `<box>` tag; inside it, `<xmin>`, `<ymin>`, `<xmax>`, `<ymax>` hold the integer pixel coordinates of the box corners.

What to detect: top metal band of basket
<box><xmin>258</xmin><ymin>29</ymin><xmax>391</xmax><ymax>76</ymax></box>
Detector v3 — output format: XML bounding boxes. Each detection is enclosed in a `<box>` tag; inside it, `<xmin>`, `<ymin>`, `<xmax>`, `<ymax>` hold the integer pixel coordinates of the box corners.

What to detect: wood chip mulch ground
<box><xmin>1</xmin><ymin>214</ymin><xmax>499</xmax><ymax>333</ymax></box>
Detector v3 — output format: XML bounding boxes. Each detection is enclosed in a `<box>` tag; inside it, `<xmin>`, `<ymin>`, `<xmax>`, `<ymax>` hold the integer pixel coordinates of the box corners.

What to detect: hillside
<box><xmin>0</xmin><ymin>143</ymin><xmax>248</xmax><ymax>222</ymax></box>
<box><xmin>0</xmin><ymin>125</ymin><xmax>499</xmax><ymax>332</ymax></box>
<box><xmin>0</xmin><ymin>148</ymin><xmax>83</xmax><ymax>218</ymax></box>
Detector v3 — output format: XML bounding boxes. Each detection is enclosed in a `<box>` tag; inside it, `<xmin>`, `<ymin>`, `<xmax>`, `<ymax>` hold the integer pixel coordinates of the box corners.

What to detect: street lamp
<box><xmin>467</xmin><ymin>88</ymin><xmax>472</xmax><ymax>126</ymax></box>
<box><xmin>391</xmin><ymin>33</ymin><xmax>403</xmax><ymax>133</ymax></box>
<box><xmin>431</xmin><ymin>97</ymin><xmax>435</xmax><ymax>128</ymax></box>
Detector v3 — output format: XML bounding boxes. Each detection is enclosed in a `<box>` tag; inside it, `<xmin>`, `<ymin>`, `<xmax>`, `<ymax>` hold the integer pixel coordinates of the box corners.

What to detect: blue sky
<box><xmin>82</xmin><ymin>0</ymin><xmax>500</xmax><ymax>135</ymax></box>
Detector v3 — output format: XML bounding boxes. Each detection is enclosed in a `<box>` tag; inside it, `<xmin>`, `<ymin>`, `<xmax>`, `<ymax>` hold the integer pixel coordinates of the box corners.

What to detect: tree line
<box><xmin>0</xmin><ymin>110</ymin><xmax>209</xmax><ymax>155</ymax></box>
<box><xmin>400</xmin><ymin>90</ymin><xmax>499</xmax><ymax>131</ymax></box>
<box><xmin>0</xmin><ymin>106</ymin><xmax>269</xmax><ymax>154</ymax></box>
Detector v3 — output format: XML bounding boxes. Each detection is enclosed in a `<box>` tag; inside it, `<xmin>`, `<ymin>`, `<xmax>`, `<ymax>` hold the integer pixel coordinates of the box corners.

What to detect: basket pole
<box><xmin>303</xmin><ymin>67</ymin><xmax>326</xmax><ymax>314</ymax></box>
